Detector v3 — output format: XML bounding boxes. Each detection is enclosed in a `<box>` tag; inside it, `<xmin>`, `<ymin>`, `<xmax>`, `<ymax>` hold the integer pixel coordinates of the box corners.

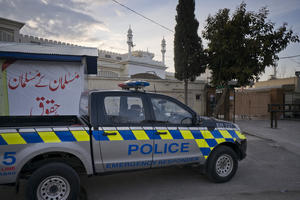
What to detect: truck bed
<box><xmin>0</xmin><ymin>116</ymin><xmax>84</xmax><ymax>128</ymax></box>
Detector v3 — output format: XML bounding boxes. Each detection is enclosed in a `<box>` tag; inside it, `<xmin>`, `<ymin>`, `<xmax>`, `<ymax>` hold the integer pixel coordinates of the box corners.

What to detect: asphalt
<box><xmin>236</xmin><ymin>119</ymin><xmax>300</xmax><ymax>156</ymax></box>
<box><xmin>1</xmin><ymin>119</ymin><xmax>300</xmax><ymax>200</ymax></box>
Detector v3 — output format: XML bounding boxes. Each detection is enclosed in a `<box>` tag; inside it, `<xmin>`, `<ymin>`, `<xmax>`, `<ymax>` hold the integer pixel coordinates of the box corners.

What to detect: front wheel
<box><xmin>26</xmin><ymin>162</ymin><xmax>80</xmax><ymax>200</ymax></box>
<box><xmin>206</xmin><ymin>146</ymin><xmax>238</xmax><ymax>183</ymax></box>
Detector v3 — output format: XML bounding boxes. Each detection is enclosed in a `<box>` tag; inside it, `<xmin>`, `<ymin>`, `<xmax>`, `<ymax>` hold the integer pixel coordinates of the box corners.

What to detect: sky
<box><xmin>1</xmin><ymin>0</ymin><xmax>300</xmax><ymax>81</ymax></box>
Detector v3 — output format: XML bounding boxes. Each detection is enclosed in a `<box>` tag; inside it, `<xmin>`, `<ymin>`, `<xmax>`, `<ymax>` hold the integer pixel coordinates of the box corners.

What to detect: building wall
<box><xmin>88</xmin><ymin>76</ymin><xmax>206</xmax><ymax>115</ymax></box>
<box><xmin>0</xmin><ymin>17</ymin><xmax>79</xmax><ymax>46</ymax></box>
<box><xmin>297</xmin><ymin>77</ymin><xmax>300</xmax><ymax>93</ymax></box>
<box><xmin>1</xmin><ymin>59</ymin><xmax>85</xmax><ymax>116</ymax></box>
<box><xmin>18</xmin><ymin>34</ymin><xmax>78</xmax><ymax>46</ymax></box>
<box><xmin>235</xmin><ymin>89</ymin><xmax>270</xmax><ymax>119</ymax></box>
<box><xmin>0</xmin><ymin>27</ymin><xmax>14</xmax><ymax>42</ymax></box>
<box><xmin>234</xmin><ymin>88</ymin><xmax>284</xmax><ymax>119</ymax></box>
<box><xmin>0</xmin><ymin>17</ymin><xmax>24</xmax><ymax>42</ymax></box>
<box><xmin>232</xmin><ymin>77</ymin><xmax>300</xmax><ymax>119</ymax></box>
<box><xmin>126</xmin><ymin>63</ymin><xmax>165</xmax><ymax>79</ymax></box>
<box><xmin>255</xmin><ymin>77</ymin><xmax>297</xmax><ymax>88</ymax></box>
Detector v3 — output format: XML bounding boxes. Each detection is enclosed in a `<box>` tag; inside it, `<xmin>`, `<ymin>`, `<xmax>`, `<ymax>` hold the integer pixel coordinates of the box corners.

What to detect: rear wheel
<box><xmin>26</xmin><ymin>162</ymin><xmax>80</xmax><ymax>200</ymax></box>
<box><xmin>206</xmin><ymin>146</ymin><xmax>238</xmax><ymax>183</ymax></box>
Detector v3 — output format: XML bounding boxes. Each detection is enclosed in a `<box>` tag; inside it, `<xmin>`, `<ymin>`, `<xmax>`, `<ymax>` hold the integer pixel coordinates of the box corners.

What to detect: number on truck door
<box><xmin>2</xmin><ymin>152</ymin><xmax>16</xmax><ymax>165</ymax></box>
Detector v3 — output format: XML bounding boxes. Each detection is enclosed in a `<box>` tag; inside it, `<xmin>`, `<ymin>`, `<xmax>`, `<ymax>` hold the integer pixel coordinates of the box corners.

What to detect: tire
<box><xmin>206</xmin><ymin>146</ymin><xmax>238</xmax><ymax>183</ymax></box>
<box><xmin>26</xmin><ymin>162</ymin><xmax>80</xmax><ymax>200</ymax></box>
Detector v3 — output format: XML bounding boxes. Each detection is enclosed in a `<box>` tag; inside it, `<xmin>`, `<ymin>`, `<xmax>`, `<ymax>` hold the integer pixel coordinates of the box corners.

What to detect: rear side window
<box><xmin>104</xmin><ymin>96</ymin><xmax>120</xmax><ymax>116</ymax></box>
<box><xmin>79</xmin><ymin>93</ymin><xmax>89</xmax><ymax>116</ymax></box>
<box><xmin>103</xmin><ymin>96</ymin><xmax>145</xmax><ymax>124</ymax></box>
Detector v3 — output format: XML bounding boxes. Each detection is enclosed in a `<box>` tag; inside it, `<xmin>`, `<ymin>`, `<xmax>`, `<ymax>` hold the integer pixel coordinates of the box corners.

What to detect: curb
<box><xmin>242</xmin><ymin>131</ymin><xmax>274</xmax><ymax>142</ymax></box>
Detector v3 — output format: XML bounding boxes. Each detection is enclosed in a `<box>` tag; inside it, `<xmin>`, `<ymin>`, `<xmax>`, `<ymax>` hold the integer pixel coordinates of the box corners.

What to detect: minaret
<box><xmin>127</xmin><ymin>26</ymin><xmax>133</xmax><ymax>59</ymax></box>
<box><xmin>161</xmin><ymin>37</ymin><xmax>166</xmax><ymax>65</ymax></box>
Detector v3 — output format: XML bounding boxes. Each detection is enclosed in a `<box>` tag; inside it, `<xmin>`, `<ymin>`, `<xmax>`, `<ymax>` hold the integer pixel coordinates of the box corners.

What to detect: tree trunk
<box><xmin>184</xmin><ymin>79</ymin><xmax>188</xmax><ymax>105</ymax></box>
<box><xmin>224</xmin><ymin>87</ymin><xmax>230</xmax><ymax>121</ymax></box>
<box><xmin>214</xmin><ymin>87</ymin><xmax>230</xmax><ymax>120</ymax></box>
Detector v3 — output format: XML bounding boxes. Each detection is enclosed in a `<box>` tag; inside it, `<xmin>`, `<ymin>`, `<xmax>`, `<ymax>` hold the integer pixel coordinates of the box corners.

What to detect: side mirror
<box><xmin>197</xmin><ymin>116</ymin><xmax>216</xmax><ymax>131</ymax></box>
<box><xmin>196</xmin><ymin>115</ymin><xmax>202</xmax><ymax>125</ymax></box>
<box><xmin>181</xmin><ymin>117</ymin><xmax>193</xmax><ymax>125</ymax></box>
<box><xmin>207</xmin><ymin>126</ymin><xmax>215</xmax><ymax>132</ymax></box>
<box><xmin>206</xmin><ymin>121</ymin><xmax>216</xmax><ymax>131</ymax></box>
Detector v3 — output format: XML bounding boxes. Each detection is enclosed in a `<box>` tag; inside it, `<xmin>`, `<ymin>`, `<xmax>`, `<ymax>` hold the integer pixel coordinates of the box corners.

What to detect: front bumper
<box><xmin>239</xmin><ymin>139</ymin><xmax>247</xmax><ymax>160</ymax></box>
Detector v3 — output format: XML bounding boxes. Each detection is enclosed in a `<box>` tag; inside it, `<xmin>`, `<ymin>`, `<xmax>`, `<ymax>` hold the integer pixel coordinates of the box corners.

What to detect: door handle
<box><xmin>103</xmin><ymin>131</ymin><xmax>117</xmax><ymax>136</ymax></box>
<box><xmin>155</xmin><ymin>131</ymin><xmax>168</xmax><ymax>135</ymax></box>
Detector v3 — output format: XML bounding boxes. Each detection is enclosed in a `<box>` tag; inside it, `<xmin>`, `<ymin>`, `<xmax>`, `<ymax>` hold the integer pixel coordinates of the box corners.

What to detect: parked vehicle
<box><xmin>0</xmin><ymin>81</ymin><xmax>247</xmax><ymax>200</ymax></box>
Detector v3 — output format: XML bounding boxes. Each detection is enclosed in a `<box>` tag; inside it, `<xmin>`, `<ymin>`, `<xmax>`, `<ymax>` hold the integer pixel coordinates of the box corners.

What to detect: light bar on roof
<box><xmin>118</xmin><ymin>80</ymin><xmax>150</xmax><ymax>90</ymax></box>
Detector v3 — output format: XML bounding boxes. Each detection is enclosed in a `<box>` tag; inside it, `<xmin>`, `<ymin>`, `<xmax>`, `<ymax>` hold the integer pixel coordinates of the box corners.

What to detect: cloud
<box><xmin>114</xmin><ymin>9</ymin><xmax>125</xmax><ymax>17</ymax></box>
<box><xmin>264</xmin><ymin>0</ymin><xmax>300</xmax><ymax>18</ymax></box>
<box><xmin>0</xmin><ymin>0</ymin><xmax>109</xmax><ymax>46</ymax></box>
<box><xmin>27</xmin><ymin>19</ymin><xmax>39</xmax><ymax>29</ymax></box>
<box><xmin>97</xmin><ymin>33</ymin><xmax>128</xmax><ymax>52</ymax></box>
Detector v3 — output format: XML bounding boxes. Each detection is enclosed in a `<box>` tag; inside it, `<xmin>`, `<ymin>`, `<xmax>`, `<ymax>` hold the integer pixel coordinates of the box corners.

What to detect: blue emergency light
<box><xmin>118</xmin><ymin>80</ymin><xmax>150</xmax><ymax>90</ymax></box>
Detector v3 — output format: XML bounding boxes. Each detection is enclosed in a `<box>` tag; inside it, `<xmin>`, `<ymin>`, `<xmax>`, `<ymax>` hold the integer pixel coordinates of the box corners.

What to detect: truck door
<box><xmin>97</xmin><ymin>92</ymin><xmax>154</xmax><ymax>172</ymax></box>
<box><xmin>149</xmin><ymin>95</ymin><xmax>203</xmax><ymax>167</ymax></box>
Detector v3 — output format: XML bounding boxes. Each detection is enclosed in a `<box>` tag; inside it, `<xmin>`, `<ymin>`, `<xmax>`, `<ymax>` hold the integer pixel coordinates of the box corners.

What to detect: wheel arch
<box><xmin>208</xmin><ymin>142</ymin><xmax>243</xmax><ymax>161</ymax></box>
<box><xmin>19</xmin><ymin>151</ymin><xmax>87</xmax><ymax>179</ymax></box>
<box><xmin>16</xmin><ymin>144</ymin><xmax>93</xmax><ymax>184</ymax></box>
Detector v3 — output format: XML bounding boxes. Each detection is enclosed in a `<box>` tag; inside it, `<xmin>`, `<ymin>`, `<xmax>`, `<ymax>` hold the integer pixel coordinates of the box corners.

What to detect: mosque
<box><xmin>0</xmin><ymin>17</ymin><xmax>171</xmax><ymax>79</ymax></box>
<box><xmin>0</xmin><ymin>17</ymin><xmax>207</xmax><ymax>115</ymax></box>
<box><xmin>97</xmin><ymin>26</ymin><xmax>170</xmax><ymax>79</ymax></box>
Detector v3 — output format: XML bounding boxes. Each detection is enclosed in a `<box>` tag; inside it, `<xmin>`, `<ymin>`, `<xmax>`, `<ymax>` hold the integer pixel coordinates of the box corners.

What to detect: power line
<box><xmin>279</xmin><ymin>54</ymin><xmax>300</xmax><ymax>59</ymax></box>
<box><xmin>111</xmin><ymin>0</ymin><xmax>174</xmax><ymax>33</ymax></box>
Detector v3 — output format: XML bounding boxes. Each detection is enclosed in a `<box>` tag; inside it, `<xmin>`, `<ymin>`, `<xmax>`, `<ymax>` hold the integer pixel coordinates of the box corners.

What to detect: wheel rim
<box><xmin>37</xmin><ymin>176</ymin><xmax>70</xmax><ymax>200</ymax></box>
<box><xmin>215</xmin><ymin>154</ymin><xmax>234</xmax><ymax>177</ymax></box>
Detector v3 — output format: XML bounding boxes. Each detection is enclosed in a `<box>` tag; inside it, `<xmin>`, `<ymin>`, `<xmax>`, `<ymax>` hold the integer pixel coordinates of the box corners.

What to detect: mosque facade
<box><xmin>0</xmin><ymin>17</ymin><xmax>207</xmax><ymax>115</ymax></box>
<box><xmin>97</xmin><ymin>27</ymin><xmax>168</xmax><ymax>79</ymax></box>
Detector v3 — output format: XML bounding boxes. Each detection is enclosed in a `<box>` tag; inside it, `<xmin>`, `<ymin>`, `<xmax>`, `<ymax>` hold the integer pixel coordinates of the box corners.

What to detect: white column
<box><xmin>127</xmin><ymin>26</ymin><xmax>133</xmax><ymax>59</ymax></box>
<box><xmin>161</xmin><ymin>37</ymin><xmax>166</xmax><ymax>65</ymax></box>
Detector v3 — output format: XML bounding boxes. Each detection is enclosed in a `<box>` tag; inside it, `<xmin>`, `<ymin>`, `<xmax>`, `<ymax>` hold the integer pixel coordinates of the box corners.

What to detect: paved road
<box><xmin>80</xmin><ymin>134</ymin><xmax>300</xmax><ymax>200</ymax></box>
<box><xmin>1</xmin><ymin>120</ymin><xmax>300</xmax><ymax>199</ymax></box>
<box><xmin>237</xmin><ymin>119</ymin><xmax>300</xmax><ymax>156</ymax></box>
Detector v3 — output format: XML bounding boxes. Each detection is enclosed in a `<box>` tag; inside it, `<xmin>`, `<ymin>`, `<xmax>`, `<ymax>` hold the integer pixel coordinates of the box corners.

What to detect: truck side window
<box><xmin>151</xmin><ymin>98</ymin><xmax>192</xmax><ymax>125</ymax></box>
<box><xmin>104</xmin><ymin>96</ymin><xmax>145</xmax><ymax>124</ymax></box>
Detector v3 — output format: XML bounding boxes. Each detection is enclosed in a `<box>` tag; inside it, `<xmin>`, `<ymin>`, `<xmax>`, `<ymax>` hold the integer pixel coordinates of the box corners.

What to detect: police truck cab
<box><xmin>0</xmin><ymin>81</ymin><xmax>247</xmax><ymax>200</ymax></box>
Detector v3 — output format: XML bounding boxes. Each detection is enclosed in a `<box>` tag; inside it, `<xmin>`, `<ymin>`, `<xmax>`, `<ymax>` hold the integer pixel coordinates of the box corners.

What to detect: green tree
<box><xmin>203</xmin><ymin>2</ymin><xmax>299</xmax><ymax>87</ymax></box>
<box><xmin>174</xmin><ymin>0</ymin><xmax>206</xmax><ymax>105</ymax></box>
<box><xmin>203</xmin><ymin>3</ymin><xmax>299</xmax><ymax>120</ymax></box>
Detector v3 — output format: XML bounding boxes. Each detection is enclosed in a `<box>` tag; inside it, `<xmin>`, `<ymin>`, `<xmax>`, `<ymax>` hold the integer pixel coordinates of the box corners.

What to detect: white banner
<box><xmin>0</xmin><ymin>60</ymin><xmax>84</xmax><ymax>116</ymax></box>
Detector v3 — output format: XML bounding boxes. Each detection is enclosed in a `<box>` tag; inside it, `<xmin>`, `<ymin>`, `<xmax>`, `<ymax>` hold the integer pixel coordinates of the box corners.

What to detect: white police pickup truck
<box><xmin>0</xmin><ymin>81</ymin><xmax>246</xmax><ymax>200</ymax></box>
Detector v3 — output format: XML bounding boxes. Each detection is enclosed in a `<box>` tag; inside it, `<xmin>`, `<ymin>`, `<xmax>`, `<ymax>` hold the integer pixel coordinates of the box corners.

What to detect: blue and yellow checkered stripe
<box><xmin>0</xmin><ymin>130</ymin><xmax>89</xmax><ymax>145</ymax></box>
<box><xmin>0</xmin><ymin>128</ymin><xmax>246</xmax><ymax>159</ymax></box>
<box><xmin>93</xmin><ymin>128</ymin><xmax>245</xmax><ymax>159</ymax></box>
